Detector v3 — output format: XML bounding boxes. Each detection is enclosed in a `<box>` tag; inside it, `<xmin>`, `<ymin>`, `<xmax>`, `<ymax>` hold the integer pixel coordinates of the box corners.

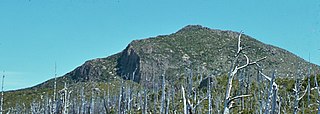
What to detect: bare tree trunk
<box><xmin>1</xmin><ymin>72</ymin><xmax>4</xmax><ymax>114</ymax></box>
<box><xmin>127</xmin><ymin>70</ymin><xmax>136</xmax><ymax>113</ymax></box>
<box><xmin>257</xmin><ymin>70</ymin><xmax>263</xmax><ymax>114</ymax></box>
<box><xmin>153</xmin><ymin>74</ymin><xmax>158</xmax><ymax>114</ymax></box>
<box><xmin>271</xmin><ymin>73</ymin><xmax>277</xmax><ymax>114</ymax></box>
<box><xmin>80</xmin><ymin>87</ymin><xmax>85</xmax><ymax>114</ymax></box>
<box><xmin>118</xmin><ymin>80</ymin><xmax>124</xmax><ymax>114</ymax></box>
<box><xmin>293</xmin><ymin>78</ymin><xmax>300</xmax><ymax>114</ymax></box>
<box><xmin>90</xmin><ymin>87</ymin><xmax>94</xmax><ymax>114</ymax></box>
<box><xmin>171</xmin><ymin>85</ymin><xmax>176</xmax><ymax>114</ymax></box>
<box><xmin>53</xmin><ymin>63</ymin><xmax>57</xmax><ymax>114</ymax></box>
<box><xmin>60</xmin><ymin>82</ymin><xmax>71</xmax><ymax>114</ymax></box>
<box><xmin>160</xmin><ymin>73</ymin><xmax>166</xmax><ymax>114</ymax></box>
<box><xmin>208</xmin><ymin>76</ymin><xmax>212</xmax><ymax>114</ymax></box>
<box><xmin>143</xmin><ymin>75</ymin><xmax>148</xmax><ymax>114</ymax></box>
<box><xmin>127</xmin><ymin>84</ymin><xmax>132</xmax><ymax>113</ymax></box>
<box><xmin>166</xmin><ymin>89</ymin><xmax>170</xmax><ymax>114</ymax></box>
<box><xmin>265</xmin><ymin>72</ymin><xmax>275</xmax><ymax>114</ymax></box>
<box><xmin>307</xmin><ymin>60</ymin><xmax>311</xmax><ymax>107</ymax></box>
<box><xmin>215</xmin><ymin>95</ymin><xmax>221</xmax><ymax>114</ymax></box>
<box><xmin>314</xmin><ymin>74</ymin><xmax>320</xmax><ymax>114</ymax></box>
<box><xmin>182</xmin><ymin>86</ymin><xmax>187</xmax><ymax>114</ymax></box>
<box><xmin>189</xmin><ymin>69</ymin><xmax>193</xmax><ymax>99</ymax></box>
<box><xmin>278</xmin><ymin>97</ymin><xmax>282</xmax><ymax>114</ymax></box>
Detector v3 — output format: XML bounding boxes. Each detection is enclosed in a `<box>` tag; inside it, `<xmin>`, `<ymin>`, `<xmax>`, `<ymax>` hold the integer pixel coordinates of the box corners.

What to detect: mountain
<box><xmin>41</xmin><ymin>25</ymin><xmax>319</xmax><ymax>85</ymax></box>
<box><xmin>4</xmin><ymin>25</ymin><xmax>320</xmax><ymax>113</ymax></box>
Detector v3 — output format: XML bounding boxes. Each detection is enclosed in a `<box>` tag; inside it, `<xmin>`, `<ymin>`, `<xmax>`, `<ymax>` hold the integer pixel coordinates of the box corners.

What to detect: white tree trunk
<box><xmin>182</xmin><ymin>86</ymin><xmax>187</xmax><ymax>114</ymax></box>
<box><xmin>160</xmin><ymin>73</ymin><xmax>166</xmax><ymax>114</ymax></box>
<box><xmin>1</xmin><ymin>73</ymin><xmax>4</xmax><ymax>114</ymax></box>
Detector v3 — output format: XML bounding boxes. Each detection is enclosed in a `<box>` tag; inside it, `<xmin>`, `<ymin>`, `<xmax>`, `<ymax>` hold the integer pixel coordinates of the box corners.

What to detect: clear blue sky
<box><xmin>0</xmin><ymin>0</ymin><xmax>319</xmax><ymax>91</ymax></box>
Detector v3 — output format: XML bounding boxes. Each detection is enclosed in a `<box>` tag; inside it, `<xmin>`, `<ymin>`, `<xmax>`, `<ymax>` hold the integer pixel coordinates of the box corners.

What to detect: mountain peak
<box><xmin>177</xmin><ymin>25</ymin><xmax>211</xmax><ymax>33</ymax></box>
<box><xmin>176</xmin><ymin>25</ymin><xmax>242</xmax><ymax>39</ymax></box>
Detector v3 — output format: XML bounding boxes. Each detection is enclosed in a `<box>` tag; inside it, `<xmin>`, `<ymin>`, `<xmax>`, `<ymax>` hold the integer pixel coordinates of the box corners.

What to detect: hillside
<box><xmin>30</xmin><ymin>25</ymin><xmax>320</xmax><ymax>87</ymax></box>
<box><xmin>35</xmin><ymin>25</ymin><xmax>319</xmax><ymax>86</ymax></box>
<box><xmin>3</xmin><ymin>25</ymin><xmax>320</xmax><ymax>113</ymax></box>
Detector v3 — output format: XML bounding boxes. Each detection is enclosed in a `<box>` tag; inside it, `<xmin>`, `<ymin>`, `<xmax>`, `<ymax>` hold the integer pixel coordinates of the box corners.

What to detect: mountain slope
<box><xmin>67</xmin><ymin>25</ymin><xmax>318</xmax><ymax>83</ymax></box>
<box><xmin>4</xmin><ymin>25</ymin><xmax>320</xmax><ymax>111</ymax></box>
<box><xmin>18</xmin><ymin>25</ymin><xmax>319</xmax><ymax>90</ymax></box>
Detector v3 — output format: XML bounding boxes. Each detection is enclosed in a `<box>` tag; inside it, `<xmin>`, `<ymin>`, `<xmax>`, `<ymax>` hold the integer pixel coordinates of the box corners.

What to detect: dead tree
<box><xmin>313</xmin><ymin>74</ymin><xmax>320</xmax><ymax>113</ymax></box>
<box><xmin>103</xmin><ymin>90</ymin><xmax>108</xmax><ymax>114</ymax></box>
<box><xmin>182</xmin><ymin>86</ymin><xmax>187</xmax><ymax>114</ymax></box>
<box><xmin>153</xmin><ymin>71</ymin><xmax>158</xmax><ymax>114</ymax></box>
<box><xmin>59</xmin><ymin>82</ymin><xmax>72</xmax><ymax>114</ymax></box>
<box><xmin>278</xmin><ymin>97</ymin><xmax>282</xmax><ymax>114</ymax></box>
<box><xmin>80</xmin><ymin>87</ymin><xmax>85</xmax><ymax>114</ymax></box>
<box><xmin>307</xmin><ymin>57</ymin><xmax>311</xmax><ymax>107</ymax></box>
<box><xmin>127</xmin><ymin>68</ymin><xmax>136</xmax><ymax>113</ymax></box>
<box><xmin>223</xmin><ymin>31</ymin><xmax>266</xmax><ymax>114</ymax></box>
<box><xmin>118</xmin><ymin>79</ymin><xmax>125</xmax><ymax>114</ymax></box>
<box><xmin>52</xmin><ymin>63</ymin><xmax>57</xmax><ymax>114</ymax></box>
<box><xmin>293</xmin><ymin>76</ymin><xmax>307</xmax><ymax>114</ymax></box>
<box><xmin>160</xmin><ymin>72</ymin><xmax>166</xmax><ymax>114</ymax></box>
<box><xmin>256</xmin><ymin>68</ymin><xmax>280</xmax><ymax>114</ymax></box>
<box><xmin>270</xmin><ymin>77</ymin><xmax>278</xmax><ymax>114</ymax></box>
<box><xmin>90</xmin><ymin>87</ymin><xmax>95</xmax><ymax>114</ymax></box>
<box><xmin>208</xmin><ymin>76</ymin><xmax>212</xmax><ymax>114</ymax></box>
<box><xmin>91</xmin><ymin>87</ymin><xmax>100</xmax><ymax>114</ymax></box>
<box><xmin>42</xmin><ymin>93</ymin><xmax>50</xmax><ymax>114</ymax></box>
<box><xmin>171</xmin><ymin>84</ymin><xmax>176</xmax><ymax>114</ymax></box>
<box><xmin>166</xmin><ymin>88</ymin><xmax>170</xmax><ymax>114</ymax></box>
<box><xmin>142</xmin><ymin>73</ymin><xmax>149</xmax><ymax>114</ymax></box>
<box><xmin>0</xmin><ymin>71</ymin><xmax>4</xmax><ymax>114</ymax></box>
<box><xmin>262</xmin><ymin>71</ymin><xmax>278</xmax><ymax>114</ymax></box>
<box><xmin>30</xmin><ymin>100</ymin><xmax>40</xmax><ymax>114</ymax></box>
<box><xmin>181</xmin><ymin>72</ymin><xmax>208</xmax><ymax>114</ymax></box>
<box><xmin>256</xmin><ymin>69</ymin><xmax>264</xmax><ymax>114</ymax></box>
<box><xmin>214</xmin><ymin>94</ymin><xmax>222</xmax><ymax>114</ymax></box>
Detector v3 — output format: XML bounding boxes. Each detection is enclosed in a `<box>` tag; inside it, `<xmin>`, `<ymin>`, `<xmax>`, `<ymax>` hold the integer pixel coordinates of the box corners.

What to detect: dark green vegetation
<box><xmin>2</xmin><ymin>25</ymin><xmax>320</xmax><ymax>113</ymax></box>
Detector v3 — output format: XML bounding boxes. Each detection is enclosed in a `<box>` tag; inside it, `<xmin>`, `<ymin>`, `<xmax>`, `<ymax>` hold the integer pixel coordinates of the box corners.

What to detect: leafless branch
<box><xmin>298</xmin><ymin>88</ymin><xmax>308</xmax><ymax>101</ymax></box>
<box><xmin>192</xmin><ymin>97</ymin><xmax>208</xmax><ymax>109</ymax></box>
<box><xmin>228</xmin><ymin>94</ymin><xmax>252</xmax><ymax>104</ymax></box>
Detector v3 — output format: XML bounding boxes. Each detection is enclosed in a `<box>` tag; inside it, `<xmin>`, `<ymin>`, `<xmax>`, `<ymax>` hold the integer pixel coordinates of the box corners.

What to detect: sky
<box><xmin>0</xmin><ymin>0</ymin><xmax>319</xmax><ymax>91</ymax></box>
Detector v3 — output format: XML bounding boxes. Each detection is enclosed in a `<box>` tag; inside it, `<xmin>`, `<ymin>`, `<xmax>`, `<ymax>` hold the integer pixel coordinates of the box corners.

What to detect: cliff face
<box><xmin>116</xmin><ymin>44</ymin><xmax>141</xmax><ymax>82</ymax></box>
